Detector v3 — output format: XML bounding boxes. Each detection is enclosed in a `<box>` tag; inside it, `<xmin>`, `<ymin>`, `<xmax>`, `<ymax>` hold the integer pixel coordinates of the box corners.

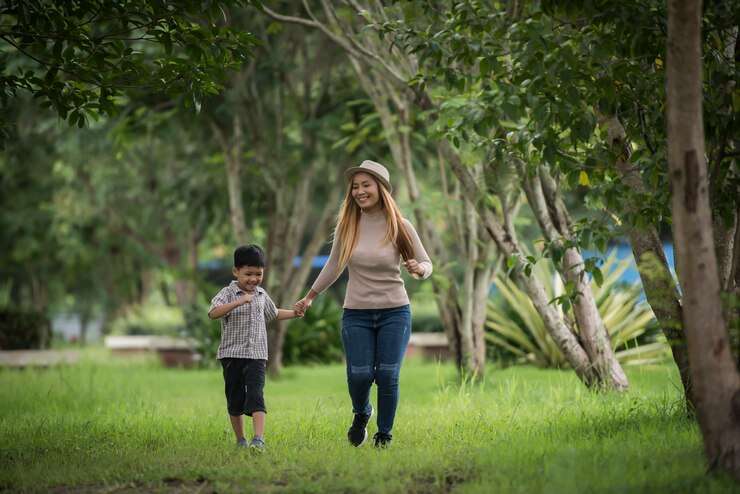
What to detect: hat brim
<box><xmin>344</xmin><ymin>167</ymin><xmax>392</xmax><ymax>193</ymax></box>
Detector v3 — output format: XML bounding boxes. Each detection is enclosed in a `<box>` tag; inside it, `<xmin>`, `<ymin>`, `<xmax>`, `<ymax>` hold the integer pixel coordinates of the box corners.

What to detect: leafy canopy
<box><xmin>0</xmin><ymin>0</ymin><xmax>259</xmax><ymax>127</ymax></box>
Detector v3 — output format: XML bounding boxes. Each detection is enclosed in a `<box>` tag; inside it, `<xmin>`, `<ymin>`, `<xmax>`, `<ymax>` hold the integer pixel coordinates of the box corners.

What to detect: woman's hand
<box><xmin>294</xmin><ymin>297</ymin><xmax>313</xmax><ymax>316</ymax></box>
<box><xmin>403</xmin><ymin>259</ymin><xmax>424</xmax><ymax>277</ymax></box>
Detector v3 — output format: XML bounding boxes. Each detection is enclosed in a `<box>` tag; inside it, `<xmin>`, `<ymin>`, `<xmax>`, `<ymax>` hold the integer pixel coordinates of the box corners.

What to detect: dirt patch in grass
<box><xmin>407</xmin><ymin>470</ymin><xmax>472</xmax><ymax>493</ymax></box>
<box><xmin>41</xmin><ymin>477</ymin><xmax>212</xmax><ymax>494</ymax></box>
<box><xmin>16</xmin><ymin>477</ymin><xmax>311</xmax><ymax>494</ymax></box>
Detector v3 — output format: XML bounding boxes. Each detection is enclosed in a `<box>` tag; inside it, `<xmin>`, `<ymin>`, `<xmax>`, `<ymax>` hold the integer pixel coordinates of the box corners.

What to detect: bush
<box><xmin>0</xmin><ymin>309</ymin><xmax>51</xmax><ymax>350</ymax></box>
<box><xmin>486</xmin><ymin>252</ymin><xmax>668</xmax><ymax>367</ymax></box>
<box><xmin>108</xmin><ymin>302</ymin><xmax>185</xmax><ymax>336</ymax></box>
<box><xmin>283</xmin><ymin>296</ymin><xmax>344</xmax><ymax>366</ymax></box>
<box><xmin>181</xmin><ymin>301</ymin><xmax>221</xmax><ymax>366</ymax></box>
<box><xmin>410</xmin><ymin>292</ymin><xmax>444</xmax><ymax>332</ymax></box>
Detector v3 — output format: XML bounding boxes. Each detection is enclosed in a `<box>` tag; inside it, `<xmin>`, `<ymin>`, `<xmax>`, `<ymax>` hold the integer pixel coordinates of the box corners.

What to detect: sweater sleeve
<box><xmin>310</xmin><ymin>235</ymin><xmax>345</xmax><ymax>294</ymax></box>
<box><xmin>403</xmin><ymin>219</ymin><xmax>433</xmax><ymax>280</ymax></box>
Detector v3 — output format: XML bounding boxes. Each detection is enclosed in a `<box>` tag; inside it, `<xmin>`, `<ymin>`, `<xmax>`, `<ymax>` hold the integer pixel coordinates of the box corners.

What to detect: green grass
<box><xmin>0</xmin><ymin>351</ymin><xmax>736</xmax><ymax>493</ymax></box>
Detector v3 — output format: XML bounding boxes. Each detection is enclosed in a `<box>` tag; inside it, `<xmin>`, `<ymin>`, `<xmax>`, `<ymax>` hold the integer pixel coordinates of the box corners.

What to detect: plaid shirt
<box><xmin>210</xmin><ymin>281</ymin><xmax>278</xmax><ymax>360</ymax></box>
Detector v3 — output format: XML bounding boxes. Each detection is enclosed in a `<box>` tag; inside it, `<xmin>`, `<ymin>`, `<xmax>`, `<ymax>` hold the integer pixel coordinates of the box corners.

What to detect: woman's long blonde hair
<box><xmin>334</xmin><ymin>176</ymin><xmax>415</xmax><ymax>269</ymax></box>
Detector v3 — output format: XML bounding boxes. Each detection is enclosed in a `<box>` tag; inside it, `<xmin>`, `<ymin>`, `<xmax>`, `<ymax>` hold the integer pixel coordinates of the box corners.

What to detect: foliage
<box><xmin>0</xmin><ymin>0</ymin><xmax>258</xmax><ymax>128</ymax></box>
<box><xmin>0</xmin><ymin>99</ymin><xmax>95</xmax><ymax>316</ymax></box>
<box><xmin>181</xmin><ymin>299</ymin><xmax>222</xmax><ymax>366</ymax></box>
<box><xmin>0</xmin><ymin>308</ymin><xmax>51</xmax><ymax>349</ymax></box>
<box><xmin>383</xmin><ymin>0</ymin><xmax>738</xmax><ymax>253</ymax></box>
<box><xmin>282</xmin><ymin>296</ymin><xmax>343</xmax><ymax>366</ymax></box>
<box><xmin>108</xmin><ymin>298</ymin><xmax>185</xmax><ymax>337</ymax></box>
<box><xmin>486</xmin><ymin>252</ymin><xmax>668</xmax><ymax>367</ymax></box>
<box><xmin>1</xmin><ymin>356</ymin><xmax>736</xmax><ymax>493</ymax></box>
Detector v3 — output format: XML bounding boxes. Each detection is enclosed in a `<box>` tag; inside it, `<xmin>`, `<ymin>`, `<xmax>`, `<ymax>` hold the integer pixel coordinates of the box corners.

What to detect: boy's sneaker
<box><xmin>249</xmin><ymin>437</ymin><xmax>265</xmax><ymax>452</ymax></box>
<box><xmin>347</xmin><ymin>407</ymin><xmax>373</xmax><ymax>447</ymax></box>
<box><xmin>373</xmin><ymin>432</ymin><xmax>392</xmax><ymax>448</ymax></box>
<box><xmin>236</xmin><ymin>438</ymin><xmax>248</xmax><ymax>448</ymax></box>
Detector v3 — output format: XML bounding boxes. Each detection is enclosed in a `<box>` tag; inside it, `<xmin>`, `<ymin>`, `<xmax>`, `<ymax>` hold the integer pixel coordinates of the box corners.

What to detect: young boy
<box><xmin>208</xmin><ymin>244</ymin><xmax>301</xmax><ymax>450</ymax></box>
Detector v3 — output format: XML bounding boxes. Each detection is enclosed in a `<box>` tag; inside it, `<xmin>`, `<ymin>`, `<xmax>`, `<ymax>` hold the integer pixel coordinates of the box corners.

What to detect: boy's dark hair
<box><xmin>234</xmin><ymin>244</ymin><xmax>266</xmax><ymax>268</ymax></box>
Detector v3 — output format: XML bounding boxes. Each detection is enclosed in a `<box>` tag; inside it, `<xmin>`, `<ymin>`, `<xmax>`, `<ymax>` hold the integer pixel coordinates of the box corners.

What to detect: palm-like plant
<box><xmin>486</xmin><ymin>251</ymin><xmax>669</xmax><ymax>367</ymax></box>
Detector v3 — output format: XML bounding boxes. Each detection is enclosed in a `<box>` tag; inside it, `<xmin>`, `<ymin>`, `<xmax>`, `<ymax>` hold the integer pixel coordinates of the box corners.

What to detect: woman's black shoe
<box><xmin>373</xmin><ymin>432</ymin><xmax>392</xmax><ymax>448</ymax></box>
<box><xmin>347</xmin><ymin>407</ymin><xmax>373</xmax><ymax>447</ymax></box>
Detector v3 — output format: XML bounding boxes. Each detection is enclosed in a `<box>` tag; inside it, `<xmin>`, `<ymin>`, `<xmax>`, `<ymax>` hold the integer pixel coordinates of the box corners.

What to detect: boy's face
<box><xmin>233</xmin><ymin>265</ymin><xmax>264</xmax><ymax>292</ymax></box>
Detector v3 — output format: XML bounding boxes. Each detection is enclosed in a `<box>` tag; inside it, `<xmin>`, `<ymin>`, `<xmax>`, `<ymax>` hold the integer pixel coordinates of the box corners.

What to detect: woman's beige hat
<box><xmin>344</xmin><ymin>160</ymin><xmax>392</xmax><ymax>192</ymax></box>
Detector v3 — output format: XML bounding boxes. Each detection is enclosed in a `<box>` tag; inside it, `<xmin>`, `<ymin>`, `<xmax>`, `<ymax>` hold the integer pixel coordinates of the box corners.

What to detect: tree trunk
<box><xmin>729</xmin><ymin>209</ymin><xmax>740</xmax><ymax>365</ymax></box>
<box><xmin>28</xmin><ymin>275</ymin><xmax>49</xmax><ymax>348</ymax></box>
<box><xmin>630</xmin><ymin>229</ymin><xmax>695</xmax><ymax>408</ymax></box>
<box><xmin>443</xmin><ymin>145</ymin><xmax>598</xmax><ymax>385</ymax></box>
<box><xmin>519</xmin><ymin>162</ymin><xmax>628</xmax><ymax>390</ymax></box>
<box><xmin>538</xmin><ymin>168</ymin><xmax>628</xmax><ymax>389</ymax></box>
<box><xmin>79</xmin><ymin>309</ymin><xmax>89</xmax><ymax>346</ymax></box>
<box><xmin>513</xmin><ymin>270</ymin><xmax>596</xmax><ymax>385</ymax></box>
<box><xmin>432</xmin><ymin>283</ymin><xmax>464</xmax><ymax>370</ymax></box>
<box><xmin>460</xmin><ymin>195</ymin><xmax>483</xmax><ymax>376</ymax></box>
<box><xmin>265</xmin><ymin>180</ymin><xmax>341</xmax><ymax>376</ymax></box>
<box><xmin>562</xmin><ymin>248</ymin><xmax>629</xmax><ymax>390</ymax></box>
<box><xmin>214</xmin><ymin>114</ymin><xmax>249</xmax><ymax>246</ymax></box>
<box><xmin>729</xmin><ymin>208</ymin><xmax>740</xmax><ymax>293</ymax></box>
<box><xmin>667</xmin><ymin>0</ymin><xmax>740</xmax><ymax>478</ymax></box>
<box><xmin>472</xmin><ymin>248</ymin><xmax>496</xmax><ymax>375</ymax></box>
<box><xmin>715</xmin><ymin>213</ymin><xmax>737</xmax><ymax>290</ymax></box>
<box><xmin>599</xmin><ymin>114</ymin><xmax>695</xmax><ymax>407</ymax></box>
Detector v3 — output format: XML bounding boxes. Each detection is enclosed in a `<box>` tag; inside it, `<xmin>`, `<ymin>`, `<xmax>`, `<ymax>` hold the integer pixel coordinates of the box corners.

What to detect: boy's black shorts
<box><xmin>220</xmin><ymin>358</ymin><xmax>267</xmax><ymax>417</ymax></box>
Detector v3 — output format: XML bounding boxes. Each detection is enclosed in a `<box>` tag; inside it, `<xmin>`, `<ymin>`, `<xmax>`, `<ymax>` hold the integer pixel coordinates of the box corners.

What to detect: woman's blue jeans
<box><xmin>340</xmin><ymin>304</ymin><xmax>411</xmax><ymax>435</ymax></box>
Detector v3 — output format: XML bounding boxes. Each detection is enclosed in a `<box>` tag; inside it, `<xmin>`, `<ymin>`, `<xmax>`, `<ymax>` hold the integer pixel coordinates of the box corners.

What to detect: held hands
<box><xmin>293</xmin><ymin>297</ymin><xmax>313</xmax><ymax>317</ymax></box>
<box><xmin>403</xmin><ymin>258</ymin><xmax>424</xmax><ymax>277</ymax></box>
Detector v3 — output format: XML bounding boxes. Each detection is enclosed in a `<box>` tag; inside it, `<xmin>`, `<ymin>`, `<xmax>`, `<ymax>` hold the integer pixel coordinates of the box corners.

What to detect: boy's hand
<box><xmin>238</xmin><ymin>292</ymin><xmax>254</xmax><ymax>305</ymax></box>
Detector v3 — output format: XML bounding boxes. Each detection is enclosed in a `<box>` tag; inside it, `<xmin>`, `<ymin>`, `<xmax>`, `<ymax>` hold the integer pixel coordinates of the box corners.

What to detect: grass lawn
<box><xmin>0</xmin><ymin>351</ymin><xmax>736</xmax><ymax>493</ymax></box>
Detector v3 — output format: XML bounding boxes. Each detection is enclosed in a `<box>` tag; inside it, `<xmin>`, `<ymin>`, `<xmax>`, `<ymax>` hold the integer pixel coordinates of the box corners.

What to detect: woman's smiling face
<box><xmin>351</xmin><ymin>172</ymin><xmax>381</xmax><ymax>211</ymax></box>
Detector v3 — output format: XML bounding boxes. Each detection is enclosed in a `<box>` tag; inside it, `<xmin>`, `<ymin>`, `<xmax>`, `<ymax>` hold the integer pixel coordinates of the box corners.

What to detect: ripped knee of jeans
<box><xmin>349</xmin><ymin>364</ymin><xmax>374</xmax><ymax>383</ymax></box>
<box><xmin>374</xmin><ymin>363</ymin><xmax>400</xmax><ymax>387</ymax></box>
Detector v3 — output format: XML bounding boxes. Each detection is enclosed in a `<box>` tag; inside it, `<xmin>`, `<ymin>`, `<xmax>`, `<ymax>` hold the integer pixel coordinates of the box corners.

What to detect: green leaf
<box><xmin>592</xmin><ymin>268</ymin><xmax>604</xmax><ymax>287</ymax></box>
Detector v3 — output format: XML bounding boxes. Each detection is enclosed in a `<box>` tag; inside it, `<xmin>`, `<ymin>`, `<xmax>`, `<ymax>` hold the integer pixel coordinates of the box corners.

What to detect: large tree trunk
<box><xmin>667</xmin><ymin>0</ymin><xmax>740</xmax><ymax>478</ymax></box>
<box><xmin>600</xmin><ymin>114</ymin><xmax>695</xmax><ymax>407</ymax></box>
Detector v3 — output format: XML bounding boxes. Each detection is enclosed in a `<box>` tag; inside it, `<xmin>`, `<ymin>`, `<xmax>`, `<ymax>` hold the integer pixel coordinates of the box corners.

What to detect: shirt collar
<box><xmin>229</xmin><ymin>280</ymin><xmax>264</xmax><ymax>295</ymax></box>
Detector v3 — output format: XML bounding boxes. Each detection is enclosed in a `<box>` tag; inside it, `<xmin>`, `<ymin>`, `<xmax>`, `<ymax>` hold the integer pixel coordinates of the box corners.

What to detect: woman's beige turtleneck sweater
<box><xmin>311</xmin><ymin>209</ymin><xmax>433</xmax><ymax>309</ymax></box>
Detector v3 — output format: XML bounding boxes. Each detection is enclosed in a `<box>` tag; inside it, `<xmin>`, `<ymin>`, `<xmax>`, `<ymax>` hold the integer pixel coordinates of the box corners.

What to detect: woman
<box><xmin>295</xmin><ymin>160</ymin><xmax>433</xmax><ymax>448</ymax></box>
